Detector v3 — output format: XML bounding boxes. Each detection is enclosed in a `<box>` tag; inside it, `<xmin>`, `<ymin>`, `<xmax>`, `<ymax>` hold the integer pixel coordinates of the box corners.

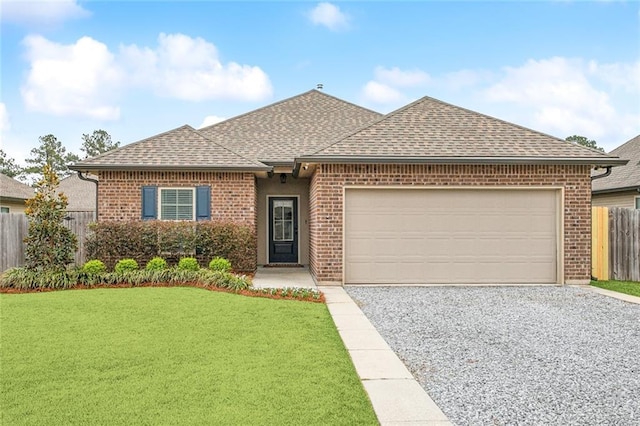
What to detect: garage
<box><xmin>344</xmin><ymin>188</ymin><xmax>561</xmax><ymax>284</ymax></box>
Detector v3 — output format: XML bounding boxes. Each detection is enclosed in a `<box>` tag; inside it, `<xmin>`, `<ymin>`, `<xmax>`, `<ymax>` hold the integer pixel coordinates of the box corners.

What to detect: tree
<box><xmin>81</xmin><ymin>129</ymin><xmax>120</xmax><ymax>158</ymax></box>
<box><xmin>24</xmin><ymin>134</ymin><xmax>80</xmax><ymax>179</ymax></box>
<box><xmin>23</xmin><ymin>164</ymin><xmax>78</xmax><ymax>273</ymax></box>
<box><xmin>0</xmin><ymin>149</ymin><xmax>23</xmax><ymax>179</ymax></box>
<box><xmin>566</xmin><ymin>135</ymin><xmax>604</xmax><ymax>152</ymax></box>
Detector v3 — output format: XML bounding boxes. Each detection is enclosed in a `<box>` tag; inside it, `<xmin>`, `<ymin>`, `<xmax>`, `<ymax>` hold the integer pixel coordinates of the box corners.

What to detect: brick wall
<box><xmin>309</xmin><ymin>163</ymin><xmax>592</xmax><ymax>284</ymax></box>
<box><xmin>97</xmin><ymin>171</ymin><xmax>257</xmax><ymax>229</ymax></box>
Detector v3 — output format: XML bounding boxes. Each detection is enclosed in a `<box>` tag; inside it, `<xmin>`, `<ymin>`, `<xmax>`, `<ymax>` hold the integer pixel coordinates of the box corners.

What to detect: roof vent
<box><xmin>316</xmin><ymin>83</ymin><xmax>323</xmax><ymax>90</ymax></box>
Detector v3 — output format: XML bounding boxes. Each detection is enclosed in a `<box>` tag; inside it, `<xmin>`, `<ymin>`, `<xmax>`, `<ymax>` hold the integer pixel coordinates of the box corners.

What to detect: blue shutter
<box><xmin>196</xmin><ymin>186</ymin><xmax>211</xmax><ymax>221</ymax></box>
<box><xmin>141</xmin><ymin>186</ymin><xmax>157</xmax><ymax>220</ymax></box>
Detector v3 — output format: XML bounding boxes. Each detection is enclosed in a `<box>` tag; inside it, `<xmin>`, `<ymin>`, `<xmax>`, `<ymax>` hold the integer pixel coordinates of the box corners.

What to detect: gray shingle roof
<box><xmin>0</xmin><ymin>173</ymin><xmax>34</xmax><ymax>200</ymax></box>
<box><xmin>72</xmin><ymin>125</ymin><xmax>269</xmax><ymax>171</ymax></box>
<box><xmin>592</xmin><ymin>135</ymin><xmax>640</xmax><ymax>192</ymax></box>
<box><xmin>58</xmin><ymin>173</ymin><xmax>97</xmax><ymax>211</ymax></box>
<box><xmin>199</xmin><ymin>90</ymin><xmax>383</xmax><ymax>163</ymax></box>
<box><xmin>303</xmin><ymin>96</ymin><xmax>624</xmax><ymax>164</ymax></box>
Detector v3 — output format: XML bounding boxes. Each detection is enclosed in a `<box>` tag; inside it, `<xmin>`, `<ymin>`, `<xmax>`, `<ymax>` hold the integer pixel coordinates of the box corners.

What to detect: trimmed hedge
<box><xmin>86</xmin><ymin>221</ymin><xmax>257</xmax><ymax>272</ymax></box>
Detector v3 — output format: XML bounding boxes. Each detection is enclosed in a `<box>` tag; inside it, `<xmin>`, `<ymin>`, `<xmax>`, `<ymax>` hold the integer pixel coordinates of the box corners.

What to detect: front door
<box><xmin>268</xmin><ymin>197</ymin><xmax>298</xmax><ymax>263</ymax></box>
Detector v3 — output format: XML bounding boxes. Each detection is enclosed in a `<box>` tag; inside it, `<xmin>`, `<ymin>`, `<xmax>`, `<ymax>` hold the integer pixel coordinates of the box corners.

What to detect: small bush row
<box><xmin>86</xmin><ymin>221</ymin><xmax>257</xmax><ymax>271</ymax></box>
<box><xmin>1</xmin><ymin>266</ymin><xmax>250</xmax><ymax>292</ymax></box>
<box><xmin>81</xmin><ymin>256</ymin><xmax>233</xmax><ymax>275</ymax></box>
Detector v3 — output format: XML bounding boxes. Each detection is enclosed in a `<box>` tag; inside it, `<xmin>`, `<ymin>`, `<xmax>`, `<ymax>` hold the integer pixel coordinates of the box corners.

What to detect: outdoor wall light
<box><xmin>280</xmin><ymin>173</ymin><xmax>287</xmax><ymax>184</ymax></box>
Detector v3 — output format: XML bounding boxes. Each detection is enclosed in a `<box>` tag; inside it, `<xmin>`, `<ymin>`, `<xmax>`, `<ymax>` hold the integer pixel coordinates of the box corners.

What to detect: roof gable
<box><xmin>304</xmin><ymin>95</ymin><xmax>622</xmax><ymax>163</ymax></box>
<box><xmin>0</xmin><ymin>173</ymin><xmax>34</xmax><ymax>200</ymax></box>
<box><xmin>592</xmin><ymin>135</ymin><xmax>640</xmax><ymax>192</ymax></box>
<box><xmin>72</xmin><ymin>125</ymin><xmax>268</xmax><ymax>171</ymax></box>
<box><xmin>199</xmin><ymin>90</ymin><xmax>382</xmax><ymax>163</ymax></box>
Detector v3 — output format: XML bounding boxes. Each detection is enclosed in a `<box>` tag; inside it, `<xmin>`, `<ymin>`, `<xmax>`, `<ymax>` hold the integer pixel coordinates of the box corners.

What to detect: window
<box><xmin>1</xmin><ymin>207</ymin><xmax>9</xmax><ymax>213</ymax></box>
<box><xmin>636</xmin><ymin>196</ymin><xmax>640</xmax><ymax>210</ymax></box>
<box><xmin>159</xmin><ymin>188</ymin><xmax>195</xmax><ymax>220</ymax></box>
<box><xmin>272</xmin><ymin>200</ymin><xmax>294</xmax><ymax>241</ymax></box>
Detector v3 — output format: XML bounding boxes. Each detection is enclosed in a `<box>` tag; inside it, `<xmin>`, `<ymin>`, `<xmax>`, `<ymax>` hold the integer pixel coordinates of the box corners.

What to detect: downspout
<box><xmin>77</xmin><ymin>171</ymin><xmax>98</xmax><ymax>221</ymax></box>
<box><xmin>591</xmin><ymin>166</ymin><xmax>612</xmax><ymax>181</ymax></box>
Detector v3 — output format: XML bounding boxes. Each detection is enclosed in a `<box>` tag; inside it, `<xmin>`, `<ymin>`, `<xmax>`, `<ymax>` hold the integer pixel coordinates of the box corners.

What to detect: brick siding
<box><xmin>309</xmin><ymin>163</ymin><xmax>592</xmax><ymax>284</ymax></box>
<box><xmin>97</xmin><ymin>171</ymin><xmax>257</xmax><ymax>229</ymax></box>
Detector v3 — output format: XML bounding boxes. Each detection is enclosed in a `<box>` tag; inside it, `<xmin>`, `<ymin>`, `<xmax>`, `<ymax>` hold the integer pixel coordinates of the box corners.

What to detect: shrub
<box><xmin>114</xmin><ymin>259</ymin><xmax>138</xmax><ymax>274</ymax></box>
<box><xmin>145</xmin><ymin>257</ymin><xmax>168</xmax><ymax>271</ymax></box>
<box><xmin>86</xmin><ymin>221</ymin><xmax>256</xmax><ymax>271</ymax></box>
<box><xmin>209</xmin><ymin>257</ymin><xmax>232</xmax><ymax>272</ymax></box>
<box><xmin>177</xmin><ymin>257</ymin><xmax>199</xmax><ymax>271</ymax></box>
<box><xmin>23</xmin><ymin>164</ymin><xmax>78</xmax><ymax>273</ymax></box>
<box><xmin>82</xmin><ymin>260</ymin><xmax>106</xmax><ymax>275</ymax></box>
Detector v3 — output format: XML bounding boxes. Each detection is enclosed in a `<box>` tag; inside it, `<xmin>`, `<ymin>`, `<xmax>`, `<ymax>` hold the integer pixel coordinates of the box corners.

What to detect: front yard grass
<box><xmin>591</xmin><ymin>280</ymin><xmax>640</xmax><ymax>298</ymax></box>
<box><xmin>0</xmin><ymin>287</ymin><xmax>377</xmax><ymax>425</ymax></box>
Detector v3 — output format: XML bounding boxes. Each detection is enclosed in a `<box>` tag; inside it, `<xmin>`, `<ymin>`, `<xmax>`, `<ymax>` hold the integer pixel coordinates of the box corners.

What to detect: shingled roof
<box><xmin>72</xmin><ymin>125</ymin><xmax>269</xmax><ymax>171</ymax></box>
<box><xmin>199</xmin><ymin>90</ymin><xmax>382</xmax><ymax>164</ymax></box>
<box><xmin>0</xmin><ymin>173</ymin><xmax>34</xmax><ymax>201</ymax></box>
<box><xmin>299</xmin><ymin>96</ymin><xmax>625</xmax><ymax>166</ymax></box>
<box><xmin>592</xmin><ymin>135</ymin><xmax>640</xmax><ymax>193</ymax></box>
<box><xmin>58</xmin><ymin>173</ymin><xmax>97</xmax><ymax>211</ymax></box>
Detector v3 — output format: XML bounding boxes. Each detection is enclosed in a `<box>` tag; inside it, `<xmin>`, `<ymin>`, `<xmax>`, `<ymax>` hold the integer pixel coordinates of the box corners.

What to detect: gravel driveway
<box><xmin>345</xmin><ymin>286</ymin><xmax>640</xmax><ymax>426</ymax></box>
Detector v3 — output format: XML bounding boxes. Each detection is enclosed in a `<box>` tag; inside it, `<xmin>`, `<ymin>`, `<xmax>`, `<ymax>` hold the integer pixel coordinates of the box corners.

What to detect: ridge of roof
<box><xmin>198</xmin><ymin>89</ymin><xmax>380</xmax><ymax>133</ymax></box>
<box><xmin>73</xmin><ymin>124</ymin><xmax>195</xmax><ymax>167</ymax></box>
<box><xmin>300</xmin><ymin>92</ymin><xmax>611</xmax><ymax>159</ymax></box>
<box><xmin>72</xmin><ymin>124</ymin><xmax>270</xmax><ymax>171</ymax></box>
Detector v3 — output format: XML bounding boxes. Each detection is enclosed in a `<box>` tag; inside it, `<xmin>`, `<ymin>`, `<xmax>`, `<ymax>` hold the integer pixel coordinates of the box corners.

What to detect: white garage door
<box><xmin>344</xmin><ymin>188</ymin><xmax>559</xmax><ymax>284</ymax></box>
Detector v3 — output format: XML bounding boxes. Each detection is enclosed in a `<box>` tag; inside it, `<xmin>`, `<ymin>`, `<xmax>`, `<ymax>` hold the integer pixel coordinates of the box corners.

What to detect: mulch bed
<box><xmin>0</xmin><ymin>281</ymin><xmax>325</xmax><ymax>303</ymax></box>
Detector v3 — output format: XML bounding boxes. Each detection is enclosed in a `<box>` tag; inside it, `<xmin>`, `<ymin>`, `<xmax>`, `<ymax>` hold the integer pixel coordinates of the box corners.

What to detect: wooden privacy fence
<box><xmin>0</xmin><ymin>212</ymin><xmax>94</xmax><ymax>272</ymax></box>
<box><xmin>592</xmin><ymin>207</ymin><xmax>640</xmax><ymax>282</ymax></box>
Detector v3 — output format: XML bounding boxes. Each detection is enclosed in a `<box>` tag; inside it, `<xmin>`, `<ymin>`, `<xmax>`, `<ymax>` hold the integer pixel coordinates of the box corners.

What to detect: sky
<box><xmin>1</xmin><ymin>0</ymin><xmax>639</xmax><ymax>166</ymax></box>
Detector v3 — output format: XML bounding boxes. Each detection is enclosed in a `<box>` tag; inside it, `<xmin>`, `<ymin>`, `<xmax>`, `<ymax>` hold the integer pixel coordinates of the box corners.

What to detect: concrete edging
<box><xmin>319</xmin><ymin>286</ymin><xmax>452</xmax><ymax>426</ymax></box>
<box><xmin>573</xmin><ymin>284</ymin><xmax>640</xmax><ymax>305</ymax></box>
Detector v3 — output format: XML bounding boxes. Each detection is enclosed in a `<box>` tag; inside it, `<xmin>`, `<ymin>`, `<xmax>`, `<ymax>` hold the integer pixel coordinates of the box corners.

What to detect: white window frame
<box><xmin>158</xmin><ymin>187</ymin><xmax>196</xmax><ymax>221</ymax></box>
<box><xmin>635</xmin><ymin>196</ymin><xmax>640</xmax><ymax>210</ymax></box>
<box><xmin>0</xmin><ymin>206</ymin><xmax>9</xmax><ymax>213</ymax></box>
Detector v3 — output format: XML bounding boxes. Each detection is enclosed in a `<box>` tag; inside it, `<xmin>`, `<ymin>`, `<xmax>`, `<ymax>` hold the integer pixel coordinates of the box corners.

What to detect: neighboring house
<box><xmin>592</xmin><ymin>135</ymin><xmax>640</xmax><ymax>209</ymax></box>
<box><xmin>71</xmin><ymin>90</ymin><xmax>626</xmax><ymax>286</ymax></box>
<box><xmin>0</xmin><ymin>173</ymin><xmax>34</xmax><ymax>213</ymax></box>
<box><xmin>58</xmin><ymin>173</ymin><xmax>97</xmax><ymax>213</ymax></box>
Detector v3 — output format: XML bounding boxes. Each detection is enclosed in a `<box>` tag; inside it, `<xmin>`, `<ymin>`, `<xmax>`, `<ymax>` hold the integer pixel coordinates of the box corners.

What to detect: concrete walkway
<box><xmin>320</xmin><ymin>286</ymin><xmax>452</xmax><ymax>426</ymax></box>
<box><xmin>250</xmin><ymin>267</ymin><xmax>451</xmax><ymax>424</ymax></box>
<box><xmin>251</xmin><ymin>266</ymin><xmax>318</xmax><ymax>289</ymax></box>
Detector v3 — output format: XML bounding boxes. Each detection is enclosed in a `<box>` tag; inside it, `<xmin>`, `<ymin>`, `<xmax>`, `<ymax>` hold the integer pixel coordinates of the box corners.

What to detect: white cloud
<box><xmin>20</xmin><ymin>33</ymin><xmax>273</xmax><ymax>120</ymax></box>
<box><xmin>121</xmin><ymin>33</ymin><xmax>273</xmax><ymax>101</ymax></box>
<box><xmin>0</xmin><ymin>103</ymin><xmax>9</xmax><ymax>132</ymax></box>
<box><xmin>482</xmin><ymin>57</ymin><xmax>634</xmax><ymax>141</ymax></box>
<box><xmin>362</xmin><ymin>81</ymin><xmax>405</xmax><ymax>104</ymax></box>
<box><xmin>199</xmin><ymin>115</ymin><xmax>226</xmax><ymax>128</ymax></box>
<box><xmin>361</xmin><ymin>66</ymin><xmax>429</xmax><ymax>105</ymax></box>
<box><xmin>21</xmin><ymin>35</ymin><xmax>122</xmax><ymax>120</ymax></box>
<box><xmin>374</xmin><ymin>66</ymin><xmax>430</xmax><ymax>87</ymax></box>
<box><xmin>1</xmin><ymin>0</ymin><xmax>90</xmax><ymax>25</ymax></box>
<box><xmin>588</xmin><ymin>60</ymin><xmax>640</xmax><ymax>93</ymax></box>
<box><xmin>309</xmin><ymin>2</ymin><xmax>349</xmax><ymax>31</ymax></box>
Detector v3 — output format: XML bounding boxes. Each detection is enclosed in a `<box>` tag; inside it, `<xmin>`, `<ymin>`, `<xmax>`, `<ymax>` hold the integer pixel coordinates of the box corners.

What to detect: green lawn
<box><xmin>0</xmin><ymin>288</ymin><xmax>377</xmax><ymax>425</ymax></box>
<box><xmin>591</xmin><ymin>280</ymin><xmax>640</xmax><ymax>297</ymax></box>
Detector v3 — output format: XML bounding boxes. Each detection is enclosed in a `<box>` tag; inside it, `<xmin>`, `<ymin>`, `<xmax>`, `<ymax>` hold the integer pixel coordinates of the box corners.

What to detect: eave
<box><xmin>293</xmin><ymin>155</ymin><xmax>628</xmax><ymax>177</ymax></box>
<box><xmin>592</xmin><ymin>185</ymin><xmax>640</xmax><ymax>195</ymax></box>
<box><xmin>69</xmin><ymin>164</ymin><xmax>273</xmax><ymax>173</ymax></box>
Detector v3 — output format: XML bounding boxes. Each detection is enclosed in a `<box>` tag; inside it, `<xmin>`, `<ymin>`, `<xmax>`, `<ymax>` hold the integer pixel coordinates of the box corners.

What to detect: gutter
<box><xmin>293</xmin><ymin>156</ymin><xmax>629</xmax><ymax>177</ymax></box>
<box><xmin>77</xmin><ymin>171</ymin><xmax>99</xmax><ymax>221</ymax></box>
<box><xmin>590</xmin><ymin>166</ymin><xmax>612</xmax><ymax>181</ymax></box>
<box><xmin>68</xmin><ymin>164</ymin><xmax>272</xmax><ymax>173</ymax></box>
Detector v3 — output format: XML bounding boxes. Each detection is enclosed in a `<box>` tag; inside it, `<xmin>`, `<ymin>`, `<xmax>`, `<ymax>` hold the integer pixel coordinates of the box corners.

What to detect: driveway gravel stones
<box><xmin>345</xmin><ymin>286</ymin><xmax>640</xmax><ymax>426</ymax></box>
